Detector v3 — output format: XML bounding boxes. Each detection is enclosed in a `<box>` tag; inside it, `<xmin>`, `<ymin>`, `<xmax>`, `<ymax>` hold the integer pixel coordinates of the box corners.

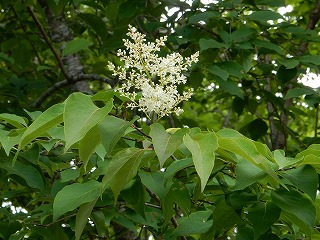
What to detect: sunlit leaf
<box><xmin>0</xmin><ymin>113</ymin><xmax>27</xmax><ymax>128</ymax></box>
<box><xmin>102</xmin><ymin>148</ymin><xmax>145</xmax><ymax>200</ymax></box>
<box><xmin>98</xmin><ymin>115</ymin><xmax>139</xmax><ymax>157</ymax></box>
<box><xmin>18</xmin><ymin>103</ymin><xmax>64</xmax><ymax>150</ymax></box>
<box><xmin>183</xmin><ymin>132</ymin><xmax>218</xmax><ymax>191</ymax></box>
<box><xmin>79</xmin><ymin>125</ymin><xmax>101</xmax><ymax>171</ymax></box>
<box><xmin>64</xmin><ymin>93</ymin><xmax>113</xmax><ymax>151</ymax></box>
<box><xmin>150</xmin><ymin>123</ymin><xmax>189</xmax><ymax>167</ymax></box>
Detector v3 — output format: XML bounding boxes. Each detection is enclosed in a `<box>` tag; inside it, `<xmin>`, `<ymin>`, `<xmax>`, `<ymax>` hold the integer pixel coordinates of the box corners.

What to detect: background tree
<box><xmin>0</xmin><ymin>0</ymin><xmax>320</xmax><ymax>239</ymax></box>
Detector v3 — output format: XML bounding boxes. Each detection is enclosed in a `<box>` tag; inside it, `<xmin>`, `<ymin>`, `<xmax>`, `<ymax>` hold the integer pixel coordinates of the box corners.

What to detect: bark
<box><xmin>37</xmin><ymin>0</ymin><xmax>91</xmax><ymax>93</ymax></box>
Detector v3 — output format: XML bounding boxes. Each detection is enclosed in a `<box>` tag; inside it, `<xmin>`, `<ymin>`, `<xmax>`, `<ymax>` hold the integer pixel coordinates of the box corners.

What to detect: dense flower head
<box><xmin>108</xmin><ymin>25</ymin><xmax>199</xmax><ymax>119</ymax></box>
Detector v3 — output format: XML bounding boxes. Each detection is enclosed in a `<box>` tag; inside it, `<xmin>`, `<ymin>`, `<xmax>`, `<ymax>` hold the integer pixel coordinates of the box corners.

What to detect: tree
<box><xmin>0</xmin><ymin>0</ymin><xmax>320</xmax><ymax>239</ymax></box>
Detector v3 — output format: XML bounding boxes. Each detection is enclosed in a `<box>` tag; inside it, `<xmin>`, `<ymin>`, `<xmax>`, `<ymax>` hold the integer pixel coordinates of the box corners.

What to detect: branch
<box><xmin>131</xmin><ymin>124</ymin><xmax>152</xmax><ymax>139</ymax></box>
<box><xmin>33</xmin><ymin>74</ymin><xmax>114</xmax><ymax>107</ymax></box>
<box><xmin>26</xmin><ymin>5</ymin><xmax>69</xmax><ymax>80</ymax></box>
<box><xmin>145</xmin><ymin>187</ymin><xmax>187</xmax><ymax>240</ymax></box>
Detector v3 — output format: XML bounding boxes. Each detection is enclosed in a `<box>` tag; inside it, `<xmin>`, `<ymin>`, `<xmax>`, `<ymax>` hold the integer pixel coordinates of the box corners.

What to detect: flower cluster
<box><xmin>108</xmin><ymin>25</ymin><xmax>199</xmax><ymax>119</ymax></box>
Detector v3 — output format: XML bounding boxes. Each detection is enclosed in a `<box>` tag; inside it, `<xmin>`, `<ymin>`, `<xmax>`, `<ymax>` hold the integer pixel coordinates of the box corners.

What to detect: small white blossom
<box><xmin>108</xmin><ymin>25</ymin><xmax>199</xmax><ymax>119</ymax></box>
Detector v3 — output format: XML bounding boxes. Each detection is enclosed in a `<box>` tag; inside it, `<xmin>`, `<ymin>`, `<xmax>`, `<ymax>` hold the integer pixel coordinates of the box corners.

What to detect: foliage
<box><xmin>0</xmin><ymin>0</ymin><xmax>320</xmax><ymax>239</ymax></box>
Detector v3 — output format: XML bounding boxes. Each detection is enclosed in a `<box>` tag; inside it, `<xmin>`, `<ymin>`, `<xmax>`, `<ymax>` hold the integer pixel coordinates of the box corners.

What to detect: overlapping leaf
<box><xmin>53</xmin><ymin>180</ymin><xmax>101</xmax><ymax>221</ymax></box>
<box><xmin>150</xmin><ymin>123</ymin><xmax>189</xmax><ymax>167</ymax></box>
<box><xmin>64</xmin><ymin>93</ymin><xmax>113</xmax><ymax>151</ymax></box>
<box><xmin>183</xmin><ymin>132</ymin><xmax>218</xmax><ymax>192</ymax></box>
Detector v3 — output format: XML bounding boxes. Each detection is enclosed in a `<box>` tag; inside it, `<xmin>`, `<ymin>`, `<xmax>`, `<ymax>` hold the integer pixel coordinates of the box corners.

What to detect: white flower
<box><xmin>108</xmin><ymin>25</ymin><xmax>199</xmax><ymax>119</ymax></box>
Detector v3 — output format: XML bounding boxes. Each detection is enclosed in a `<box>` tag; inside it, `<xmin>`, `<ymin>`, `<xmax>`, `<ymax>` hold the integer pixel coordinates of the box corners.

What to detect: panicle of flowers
<box><xmin>107</xmin><ymin>25</ymin><xmax>199</xmax><ymax>119</ymax></box>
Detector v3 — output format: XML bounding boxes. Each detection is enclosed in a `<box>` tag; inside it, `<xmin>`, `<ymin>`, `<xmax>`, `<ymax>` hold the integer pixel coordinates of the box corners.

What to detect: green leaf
<box><xmin>167</xmin><ymin>179</ymin><xmax>191</xmax><ymax>213</ymax></box>
<box><xmin>121</xmin><ymin>178</ymin><xmax>146</xmax><ymax>217</ymax></box>
<box><xmin>239</xmin><ymin>50</ymin><xmax>253</xmax><ymax>72</ymax></box>
<box><xmin>211</xmin><ymin>198</ymin><xmax>241</xmax><ymax>231</ymax></box>
<box><xmin>253</xmin><ymin>39</ymin><xmax>283</xmax><ymax>55</ymax></box>
<box><xmin>62</xmin><ymin>38</ymin><xmax>93</xmax><ymax>56</ymax></box>
<box><xmin>53</xmin><ymin>180</ymin><xmax>101</xmax><ymax>221</ymax></box>
<box><xmin>283</xmin><ymin>88</ymin><xmax>315</xmax><ymax>100</ymax></box>
<box><xmin>183</xmin><ymin>132</ymin><xmax>218</xmax><ymax>191</ymax></box>
<box><xmin>277</xmin><ymin>65</ymin><xmax>297</xmax><ymax>84</ymax></box>
<box><xmin>232</xmin><ymin>97</ymin><xmax>246</xmax><ymax>116</ymax></box>
<box><xmin>188</xmin><ymin>11</ymin><xmax>220</xmax><ymax>24</ymax></box>
<box><xmin>278</xmin><ymin>59</ymin><xmax>299</xmax><ymax>69</ymax></box>
<box><xmin>150</xmin><ymin>123</ymin><xmax>189</xmax><ymax>167</ymax></box>
<box><xmin>60</xmin><ymin>168</ymin><xmax>80</xmax><ymax>182</ymax></box>
<box><xmin>64</xmin><ymin>93</ymin><xmax>113</xmax><ymax>151</ymax></box>
<box><xmin>199</xmin><ymin>38</ymin><xmax>225</xmax><ymax>52</ymax></box>
<box><xmin>172</xmin><ymin>210</ymin><xmax>213</xmax><ymax>237</ymax></box>
<box><xmin>18</xmin><ymin>103</ymin><xmax>64</xmax><ymax>150</ymax></box>
<box><xmin>217</xmin><ymin>61</ymin><xmax>245</xmax><ymax>78</ymax></box>
<box><xmin>231</xmin><ymin>27</ymin><xmax>257</xmax><ymax>43</ymax></box>
<box><xmin>0</xmin><ymin>113</ymin><xmax>27</xmax><ymax>128</ymax></box>
<box><xmin>0</xmin><ymin>221</ymin><xmax>22</xmax><ymax>240</ymax></box>
<box><xmin>305</xmin><ymin>94</ymin><xmax>320</xmax><ymax>107</ymax></box>
<box><xmin>232</xmin><ymin>159</ymin><xmax>267</xmax><ymax>191</ymax></box>
<box><xmin>78</xmin><ymin>13</ymin><xmax>108</xmax><ymax>39</ymax></box>
<box><xmin>237</xmin><ymin>227</ymin><xmax>254</xmax><ymax>240</ymax></box>
<box><xmin>91</xmin><ymin>90</ymin><xmax>114</xmax><ymax>102</ymax></box>
<box><xmin>271</xmin><ymin>188</ymin><xmax>316</xmax><ymax>236</ymax></box>
<box><xmin>248</xmin><ymin>202</ymin><xmax>281</xmax><ymax>239</ymax></box>
<box><xmin>296</xmin><ymin>144</ymin><xmax>320</xmax><ymax>165</ymax></box>
<box><xmin>273</xmin><ymin>149</ymin><xmax>301</xmax><ymax>169</ymax></box>
<box><xmin>0</xmin><ymin>160</ymin><xmax>45</xmax><ymax>191</ymax></box>
<box><xmin>216</xmin><ymin>78</ymin><xmax>244</xmax><ymax>99</ymax></box>
<box><xmin>217</xmin><ymin>129</ymin><xmax>280</xmax><ymax>188</ymax></box>
<box><xmin>102</xmin><ymin>148</ymin><xmax>145</xmax><ymax>200</ymax></box>
<box><xmin>48</xmin><ymin>222</ymin><xmax>70</xmax><ymax>240</ymax></box>
<box><xmin>299</xmin><ymin>55</ymin><xmax>320</xmax><ymax>65</ymax></box>
<box><xmin>248</xmin><ymin>10</ymin><xmax>283</xmax><ymax>23</ymax></box>
<box><xmin>280</xmin><ymin>165</ymin><xmax>318</xmax><ymax>200</ymax></box>
<box><xmin>247</xmin><ymin>119</ymin><xmax>268</xmax><ymax>140</ymax></box>
<box><xmin>91</xmin><ymin>211</ymin><xmax>109</xmax><ymax>237</ymax></box>
<box><xmin>164</xmin><ymin>158</ymin><xmax>193</xmax><ymax>180</ymax></box>
<box><xmin>75</xmin><ymin>199</ymin><xmax>97</xmax><ymax>240</ymax></box>
<box><xmin>139</xmin><ymin>171</ymin><xmax>167</xmax><ymax>200</ymax></box>
<box><xmin>207</xmin><ymin>65</ymin><xmax>229</xmax><ymax>81</ymax></box>
<box><xmin>0</xmin><ymin>129</ymin><xmax>24</xmax><ymax>156</ymax></box>
<box><xmin>98</xmin><ymin>115</ymin><xmax>139</xmax><ymax>157</ymax></box>
<box><xmin>226</xmin><ymin>191</ymin><xmax>257</xmax><ymax>209</ymax></box>
<box><xmin>79</xmin><ymin>125</ymin><xmax>101</xmax><ymax>171</ymax></box>
<box><xmin>0</xmin><ymin>52</ymin><xmax>14</xmax><ymax>64</ymax></box>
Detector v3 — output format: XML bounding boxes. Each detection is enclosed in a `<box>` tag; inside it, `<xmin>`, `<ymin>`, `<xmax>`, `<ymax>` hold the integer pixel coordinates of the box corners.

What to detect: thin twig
<box><xmin>145</xmin><ymin>202</ymin><xmax>162</xmax><ymax>209</ymax></box>
<box><xmin>26</xmin><ymin>5</ymin><xmax>69</xmax><ymax>80</ymax></box>
<box><xmin>132</xmin><ymin>124</ymin><xmax>152</xmax><ymax>139</ymax></box>
<box><xmin>145</xmin><ymin>187</ymin><xmax>187</xmax><ymax>240</ymax></box>
<box><xmin>33</xmin><ymin>74</ymin><xmax>114</xmax><ymax>107</ymax></box>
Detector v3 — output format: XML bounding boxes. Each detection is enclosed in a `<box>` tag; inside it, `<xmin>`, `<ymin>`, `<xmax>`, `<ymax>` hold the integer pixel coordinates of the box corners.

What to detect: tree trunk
<box><xmin>37</xmin><ymin>0</ymin><xmax>91</xmax><ymax>93</ymax></box>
